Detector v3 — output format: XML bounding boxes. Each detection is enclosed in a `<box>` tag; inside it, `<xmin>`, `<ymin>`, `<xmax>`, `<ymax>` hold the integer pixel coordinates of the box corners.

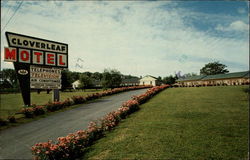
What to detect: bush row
<box><xmin>18</xmin><ymin>86</ymin><xmax>151</xmax><ymax>119</ymax></box>
<box><xmin>70</xmin><ymin>86</ymin><xmax>151</xmax><ymax>105</ymax></box>
<box><xmin>1</xmin><ymin>86</ymin><xmax>151</xmax><ymax>127</ymax></box>
<box><xmin>31</xmin><ymin>85</ymin><xmax>169</xmax><ymax>160</ymax></box>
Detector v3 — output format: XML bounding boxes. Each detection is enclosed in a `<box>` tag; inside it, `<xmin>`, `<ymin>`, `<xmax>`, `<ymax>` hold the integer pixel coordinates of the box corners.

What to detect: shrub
<box><xmin>122</xmin><ymin>100</ymin><xmax>139</xmax><ymax>114</ymax></box>
<box><xmin>46</xmin><ymin>102</ymin><xmax>63</xmax><ymax>112</ymax></box>
<box><xmin>132</xmin><ymin>94</ymin><xmax>149</xmax><ymax>104</ymax></box>
<box><xmin>33</xmin><ymin>105</ymin><xmax>46</xmax><ymax>116</ymax></box>
<box><xmin>62</xmin><ymin>98</ymin><xmax>73</xmax><ymax>107</ymax></box>
<box><xmin>21</xmin><ymin>107</ymin><xmax>35</xmax><ymax>118</ymax></box>
<box><xmin>101</xmin><ymin>111</ymin><xmax>121</xmax><ymax>131</ymax></box>
<box><xmin>8</xmin><ymin>115</ymin><xmax>16</xmax><ymax>123</ymax></box>
<box><xmin>71</xmin><ymin>96</ymin><xmax>86</xmax><ymax>104</ymax></box>
<box><xmin>87</xmin><ymin>121</ymin><xmax>103</xmax><ymax>144</ymax></box>
<box><xmin>117</xmin><ymin>106</ymin><xmax>130</xmax><ymax>119</ymax></box>
<box><xmin>31</xmin><ymin>141</ymin><xmax>63</xmax><ymax>160</ymax></box>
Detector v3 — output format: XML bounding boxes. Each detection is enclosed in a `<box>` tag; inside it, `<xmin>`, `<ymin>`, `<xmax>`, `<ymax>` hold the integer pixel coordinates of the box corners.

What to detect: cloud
<box><xmin>229</xmin><ymin>21</ymin><xmax>249</xmax><ymax>31</ymax></box>
<box><xmin>216</xmin><ymin>20</ymin><xmax>249</xmax><ymax>32</ymax></box>
<box><xmin>1</xmin><ymin>1</ymin><xmax>249</xmax><ymax>77</ymax></box>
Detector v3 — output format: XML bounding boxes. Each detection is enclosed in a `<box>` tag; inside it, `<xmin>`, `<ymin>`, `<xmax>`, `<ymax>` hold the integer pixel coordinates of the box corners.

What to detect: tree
<box><xmin>157</xmin><ymin>76</ymin><xmax>162</xmax><ymax>81</ymax></box>
<box><xmin>200</xmin><ymin>61</ymin><xmax>229</xmax><ymax>75</ymax></box>
<box><xmin>101</xmin><ymin>69</ymin><xmax>122</xmax><ymax>89</ymax></box>
<box><xmin>0</xmin><ymin>80</ymin><xmax>13</xmax><ymax>88</ymax></box>
<box><xmin>91</xmin><ymin>72</ymin><xmax>103</xmax><ymax>81</ymax></box>
<box><xmin>1</xmin><ymin>68</ymin><xmax>18</xmax><ymax>88</ymax></box>
<box><xmin>71</xmin><ymin>71</ymin><xmax>81</xmax><ymax>82</ymax></box>
<box><xmin>61</xmin><ymin>70</ymin><xmax>73</xmax><ymax>91</ymax></box>
<box><xmin>79</xmin><ymin>74</ymin><xmax>93</xmax><ymax>90</ymax></box>
<box><xmin>83</xmin><ymin>71</ymin><xmax>92</xmax><ymax>77</ymax></box>
<box><xmin>163</xmin><ymin>75</ymin><xmax>176</xmax><ymax>85</ymax></box>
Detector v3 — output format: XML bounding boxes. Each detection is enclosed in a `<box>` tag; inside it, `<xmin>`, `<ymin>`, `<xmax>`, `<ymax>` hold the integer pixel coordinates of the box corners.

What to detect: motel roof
<box><xmin>202</xmin><ymin>71</ymin><xmax>249</xmax><ymax>80</ymax></box>
<box><xmin>142</xmin><ymin>75</ymin><xmax>158</xmax><ymax>80</ymax></box>
<box><xmin>121</xmin><ymin>78</ymin><xmax>140</xmax><ymax>84</ymax></box>
<box><xmin>177</xmin><ymin>71</ymin><xmax>249</xmax><ymax>82</ymax></box>
<box><xmin>176</xmin><ymin>75</ymin><xmax>207</xmax><ymax>82</ymax></box>
<box><xmin>243</xmin><ymin>72</ymin><xmax>250</xmax><ymax>78</ymax></box>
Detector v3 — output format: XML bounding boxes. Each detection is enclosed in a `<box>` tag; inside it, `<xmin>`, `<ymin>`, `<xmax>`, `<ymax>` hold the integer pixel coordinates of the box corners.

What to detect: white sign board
<box><xmin>30</xmin><ymin>65</ymin><xmax>62</xmax><ymax>89</ymax></box>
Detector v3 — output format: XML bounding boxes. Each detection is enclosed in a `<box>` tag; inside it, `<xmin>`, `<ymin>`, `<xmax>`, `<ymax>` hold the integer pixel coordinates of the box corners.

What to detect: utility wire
<box><xmin>1</xmin><ymin>3</ymin><xmax>12</xmax><ymax>22</ymax></box>
<box><xmin>1</xmin><ymin>1</ymin><xmax>23</xmax><ymax>33</ymax></box>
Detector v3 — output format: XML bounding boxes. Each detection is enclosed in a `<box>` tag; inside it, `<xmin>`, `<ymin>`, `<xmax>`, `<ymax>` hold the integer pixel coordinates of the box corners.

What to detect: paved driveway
<box><xmin>0</xmin><ymin>89</ymin><xmax>147</xmax><ymax>159</ymax></box>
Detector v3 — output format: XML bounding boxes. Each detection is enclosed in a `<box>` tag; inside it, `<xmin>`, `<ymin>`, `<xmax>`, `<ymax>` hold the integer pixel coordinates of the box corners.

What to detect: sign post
<box><xmin>14</xmin><ymin>62</ymin><xmax>31</xmax><ymax>106</ymax></box>
<box><xmin>4</xmin><ymin>32</ymin><xmax>68</xmax><ymax>106</ymax></box>
<box><xmin>53</xmin><ymin>89</ymin><xmax>60</xmax><ymax>102</ymax></box>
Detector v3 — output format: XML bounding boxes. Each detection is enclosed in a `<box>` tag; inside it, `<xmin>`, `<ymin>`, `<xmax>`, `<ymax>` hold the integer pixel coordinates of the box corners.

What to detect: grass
<box><xmin>0</xmin><ymin>89</ymin><xmax>102</xmax><ymax>119</ymax></box>
<box><xmin>81</xmin><ymin>86</ymin><xmax>249</xmax><ymax>160</ymax></box>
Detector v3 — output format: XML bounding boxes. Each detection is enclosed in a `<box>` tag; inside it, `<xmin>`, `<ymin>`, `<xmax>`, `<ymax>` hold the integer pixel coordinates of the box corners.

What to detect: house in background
<box><xmin>139</xmin><ymin>75</ymin><xmax>161</xmax><ymax>86</ymax></box>
<box><xmin>72</xmin><ymin>80</ymin><xmax>81</xmax><ymax>89</ymax></box>
<box><xmin>176</xmin><ymin>71</ymin><xmax>250</xmax><ymax>87</ymax></box>
<box><xmin>72</xmin><ymin>80</ymin><xmax>102</xmax><ymax>89</ymax></box>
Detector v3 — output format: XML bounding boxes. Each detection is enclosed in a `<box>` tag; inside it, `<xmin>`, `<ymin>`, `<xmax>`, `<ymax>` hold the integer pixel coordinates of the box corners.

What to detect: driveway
<box><xmin>0</xmin><ymin>89</ymin><xmax>147</xmax><ymax>159</ymax></box>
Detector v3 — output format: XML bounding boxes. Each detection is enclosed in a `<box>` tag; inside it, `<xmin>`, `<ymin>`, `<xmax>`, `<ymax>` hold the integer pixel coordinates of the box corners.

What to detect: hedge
<box><xmin>19</xmin><ymin>86</ymin><xmax>151</xmax><ymax>119</ymax></box>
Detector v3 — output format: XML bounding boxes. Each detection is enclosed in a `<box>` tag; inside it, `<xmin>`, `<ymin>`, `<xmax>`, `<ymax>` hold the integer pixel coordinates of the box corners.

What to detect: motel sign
<box><xmin>4</xmin><ymin>32</ymin><xmax>68</xmax><ymax>67</ymax></box>
<box><xmin>4</xmin><ymin>32</ymin><xmax>68</xmax><ymax>106</ymax></box>
<box><xmin>4</xmin><ymin>47</ymin><xmax>67</xmax><ymax>67</ymax></box>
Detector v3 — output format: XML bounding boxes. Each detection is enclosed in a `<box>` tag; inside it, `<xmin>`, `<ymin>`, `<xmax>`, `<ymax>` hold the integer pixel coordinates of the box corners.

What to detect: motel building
<box><xmin>176</xmin><ymin>71</ymin><xmax>250</xmax><ymax>87</ymax></box>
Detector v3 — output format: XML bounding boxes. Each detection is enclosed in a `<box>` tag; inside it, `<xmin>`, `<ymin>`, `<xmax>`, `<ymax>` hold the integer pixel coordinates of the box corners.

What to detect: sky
<box><xmin>1</xmin><ymin>1</ymin><xmax>249</xmax><ymax>77</ymax></box>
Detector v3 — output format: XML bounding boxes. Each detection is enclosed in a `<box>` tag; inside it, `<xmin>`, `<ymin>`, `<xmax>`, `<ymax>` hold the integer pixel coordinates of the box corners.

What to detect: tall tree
<box><xmin>101</xmin><ymin>69</ymin><xmax>122</xmax><ymax>89</ymax></box>
<box><xmin>200</xmin><ymin>61</ymin><xmax>229</xmax><ymax>75</ymax></box>
<box><xmin>79</xmin><ymin>74</ymin><xmax>93</xmax><ymax>90</ymax></box>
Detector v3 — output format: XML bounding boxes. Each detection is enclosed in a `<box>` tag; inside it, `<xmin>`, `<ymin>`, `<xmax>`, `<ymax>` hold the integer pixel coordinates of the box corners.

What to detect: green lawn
<box><xmin>0</xmin><ymin>89</ymin><xmax>102</xmax><ymax>119</ymax></box>
<box><xmin>82</xmin><ymin>86</ymin><xmax>249</xmax><ymax>160</ymax></box>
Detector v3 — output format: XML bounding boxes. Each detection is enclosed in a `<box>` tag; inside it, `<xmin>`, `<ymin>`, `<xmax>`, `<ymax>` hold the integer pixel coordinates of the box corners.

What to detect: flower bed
<box><xmin>31</xmin><ymin>85</ymin><xmax>169</xmax><ymax>159</ymax></box>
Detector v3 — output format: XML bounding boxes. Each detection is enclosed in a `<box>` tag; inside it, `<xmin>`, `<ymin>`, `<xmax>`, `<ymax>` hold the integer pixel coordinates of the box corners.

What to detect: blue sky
<box><xmin>1</xmin><ymin>1</ymin><xmax>249</xmax><ymax>77</ymax></box>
